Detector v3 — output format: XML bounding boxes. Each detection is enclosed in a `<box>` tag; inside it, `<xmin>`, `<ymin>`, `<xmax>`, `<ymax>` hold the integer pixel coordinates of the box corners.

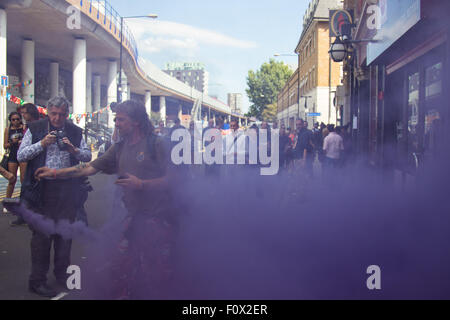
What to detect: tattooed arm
<box><xmin>35</xmin><ymin>163</ymin><xmax>99</xmax><ymax>180</ymax></box>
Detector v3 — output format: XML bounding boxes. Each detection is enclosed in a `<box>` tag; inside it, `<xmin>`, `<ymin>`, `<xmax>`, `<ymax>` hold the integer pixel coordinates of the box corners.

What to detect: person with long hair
<box><xmin>3</xmin><ymin>112</ymin><xmax>26</xmax><ymax>211</ymax></box>
<box><xmin>35</xmin><ymin>100</ymin><xmax>175</xmax><ymax>299</ymax></box>
<box><xmin>21</xmin><ymin>103</ymin><xmax>41</xmax><ymax>128</ymax></box>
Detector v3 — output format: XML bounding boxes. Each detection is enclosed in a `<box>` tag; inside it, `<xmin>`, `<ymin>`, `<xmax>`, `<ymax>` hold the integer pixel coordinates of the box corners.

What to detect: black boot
<box><xmin>29</xmin><ymin>283</ymin><xmax>57</xmax><ymax>298</ymax></box>
<box><xmin>10</xmin><ymin>216</ymin><xmax>26</xmax><ymax>227</ymax></box>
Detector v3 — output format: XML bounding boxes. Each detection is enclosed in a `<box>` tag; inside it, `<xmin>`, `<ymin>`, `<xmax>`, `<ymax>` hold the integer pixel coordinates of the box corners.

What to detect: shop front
<box><xmin>350</xmin><ymin>0</ymin><xmax>450</xmax><ymax>181</ymax></box>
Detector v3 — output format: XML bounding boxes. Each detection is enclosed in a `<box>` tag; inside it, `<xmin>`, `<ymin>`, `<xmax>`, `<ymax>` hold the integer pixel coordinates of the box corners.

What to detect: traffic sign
<box><xmin>1</xmin><ymin>75</ymin><xmax>8</xmax><ymax>87</ymax></box>
<box><xmin>307</xmin><ymin>113</ymin><xmax>321</xmax><ymax>117</ymax></box>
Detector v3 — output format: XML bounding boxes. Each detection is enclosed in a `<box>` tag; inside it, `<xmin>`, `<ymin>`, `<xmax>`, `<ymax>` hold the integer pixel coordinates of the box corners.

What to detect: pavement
<box><xmin>0</xmin><ymin>159</ymin><xmax>323</xmax><ymax>300</ymax></box>
<box><xmin>0</xmin><ymin>174</ymin><xmax>116</xmax><ymax>300</ymax></box>
<box><xmin>0</xmin><ymin>177</ymin><xmax>21</xmax><ymax>202</ymax></box>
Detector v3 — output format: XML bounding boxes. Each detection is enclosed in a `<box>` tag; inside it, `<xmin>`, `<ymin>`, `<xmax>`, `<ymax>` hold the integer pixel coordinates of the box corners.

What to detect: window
<box><xmin>407</xmin><ymin>71</ymin><xmax>420</xmax><ymax>162</ymax></box>
<box><xmin>425</xmin><ymin>62</ymin><xmax>442</xmax><ymax>99</ymax></box>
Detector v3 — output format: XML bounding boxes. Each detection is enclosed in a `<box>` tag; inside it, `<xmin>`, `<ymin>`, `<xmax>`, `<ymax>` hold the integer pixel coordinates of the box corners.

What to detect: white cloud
<box><xmin>126</xmin><ymin>20</ymin><xmax>258</xmax><ymax>53</ymax></box>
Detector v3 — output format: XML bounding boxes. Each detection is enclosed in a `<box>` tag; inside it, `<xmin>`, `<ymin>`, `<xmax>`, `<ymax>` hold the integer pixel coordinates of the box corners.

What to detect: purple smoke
<box><xmin>11</xmin><ymin>204</ymin><xmax>100</xmax><ymax>242</ymax></box>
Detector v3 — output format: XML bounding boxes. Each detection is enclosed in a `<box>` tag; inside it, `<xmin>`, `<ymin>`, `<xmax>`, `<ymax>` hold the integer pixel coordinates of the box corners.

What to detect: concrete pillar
<box><xmin>107</xmin><ymin>60</ymin><xmax>117</xmax><ymax>104</ymax></box>
<box><xmin>159</xmin><ymin>96</ymin><xmax>166</xmax><ymax>125</ymax></box>
<box><xmin>178</xmin><ymin>104</ymin><xmax>182</xmax><ymax>121</ymax></box>
<box><xmin>0</xmin><ymin>9</ymin><xmax>7</xmax><ymax>155</ymax></box>
<box><xmin>86</xmin><ymin>61</ymin><xmax>92</xmax><ymax>114</ymax></box>
<box><xmin>73</xmin><ymin>38</ymin><xmax>86</xmax><ymax>128</ymax></box>
<box><xmin>145</xmin><ymin>91</ymin><xmax>151</xmax><ymax>117</ymax></box>
<box><xmin>107</xmin><ymin>59</ymin><xmax>117</xmax><ymax>128</ymax></box>
<box><xmin>127</xmin><ymin>83</ymin><xmax>131</xmax><ymax>101</ymax></box>
<box><xmin>213</xmin><ymin>114</ymin><xmax>216</xmax><ymax>127</ymax></box>
<box><xmin>21</xmin><ymin>39</ymin><xmax>35</xmax><ymax>103</ymax></box>
<box><xmin>120</xmin><ymin>80</ymin><xmax>127</xmax><ymax>102</ymax></box>
<box><xmin>49</xmin><ymin>62</ymin><xmax>59</xmax><ymax>98</ymax></box>
<box><xmin>93</xmin><ymin>74</ymin><xmax>101</xmax><ymax>112</ymax></box>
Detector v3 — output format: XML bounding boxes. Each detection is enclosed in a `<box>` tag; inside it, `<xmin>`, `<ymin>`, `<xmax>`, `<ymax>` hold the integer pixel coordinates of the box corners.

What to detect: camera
<box><xmin>51</xmin><ymin>130</ymin><xmax>67</xmax><ymax>151</ymax></box>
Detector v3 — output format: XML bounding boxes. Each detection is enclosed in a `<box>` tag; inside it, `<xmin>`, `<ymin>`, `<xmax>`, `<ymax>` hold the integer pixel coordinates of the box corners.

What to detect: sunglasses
<box><xmin>11</xmin><ymin>118</ymin><xmax>21</xmax><ymax>121</ymax></box>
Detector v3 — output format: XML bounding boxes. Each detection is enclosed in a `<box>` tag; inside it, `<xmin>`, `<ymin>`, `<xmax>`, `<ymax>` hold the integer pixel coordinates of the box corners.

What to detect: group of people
<box><xmin>154</xmin><ymin>116</ymin><xmax>352</xmax><ymax>180</ymax></box>
<box><xmin>278</xmin><ymin>119</ymin><xmax>352</xmax><ymax>178</ymax></box>
<box><xmin>1</xmin><ymin>103</ymin><xmax>41</xmax><ymax>226</ymax></box>
<box><xmin>2</xmin><ymin>94</ymin><xmax>354</xmax><ymax>299</ymax></box>
<box><xmin>5</xmin><ymin>97</ymin><xmax>173</xmax><ymax>299</ymax></box>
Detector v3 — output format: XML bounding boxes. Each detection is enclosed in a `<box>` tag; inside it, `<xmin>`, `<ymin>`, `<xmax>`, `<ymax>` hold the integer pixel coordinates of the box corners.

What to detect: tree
<box><xmin>245</xmin><ymin>59</ymin><xmax>293</xmax><ymax>119</ymax></box>
<box><xmin>261</xmin><ymin>103</ymin><xmax>278</xmax><ymax>122</ymax></box>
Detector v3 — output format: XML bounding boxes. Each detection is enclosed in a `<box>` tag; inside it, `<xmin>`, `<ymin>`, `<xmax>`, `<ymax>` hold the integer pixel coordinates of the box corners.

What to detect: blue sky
<box><xmin>108</xmin><ymin>0</ymin><xmax>309</xmax><ymax>113</ymax></box>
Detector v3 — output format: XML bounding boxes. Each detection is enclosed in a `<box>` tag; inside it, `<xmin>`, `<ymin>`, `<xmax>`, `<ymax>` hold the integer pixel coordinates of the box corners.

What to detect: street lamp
<box><xmin>328</xmin><ymin>30</ymin><xmax>379</xmax><ymax>63</ymax></box>
<box><xmin>118</xmin><ymin>14</ymin><xmax>158</xmax><ymax>102</ymax></box>
<box><xmin>329</xmin><ymin>37</ymin><xmax>347</xmax><ymax>62</ymax></box>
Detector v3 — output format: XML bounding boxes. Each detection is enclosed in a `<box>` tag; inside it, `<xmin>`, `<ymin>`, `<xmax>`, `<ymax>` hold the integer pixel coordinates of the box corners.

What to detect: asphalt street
<box><xmin>0</xmin><ymin>159</ymin><xmax>323</xmax><ymax>300</ymax></box>
<box><xmin>0</xmin><ymin>174</ymin><xmax>116</xmax><ymax>300</ymax></box>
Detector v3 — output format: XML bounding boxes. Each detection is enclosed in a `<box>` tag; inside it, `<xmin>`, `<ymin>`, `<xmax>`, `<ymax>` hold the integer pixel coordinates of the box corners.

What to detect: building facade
<box><xmin>341</xmin><ymin>0</ymin><xmax>450</xmax><ymax>183</ymax></box>
<box><xmin>277</xmin><ymin>0</ymin><xmax>343</xmax><ymax>129</ymax></box>
<box><xmin>164</xmin><ymin>62</ymin><xmax>209</xmax><ymax>96</ymax></box>
<box><xmin>227</xmin><ymin>93</ymin><xmax>243</xmax><ymax>114</ymax></box>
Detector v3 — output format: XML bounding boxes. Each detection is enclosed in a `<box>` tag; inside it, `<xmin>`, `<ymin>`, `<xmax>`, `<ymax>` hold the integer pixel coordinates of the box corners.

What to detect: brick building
<box><xmin>277</xmin><ymin>0</ymin><xmax>343</xmax><ymax>129</ymax></box>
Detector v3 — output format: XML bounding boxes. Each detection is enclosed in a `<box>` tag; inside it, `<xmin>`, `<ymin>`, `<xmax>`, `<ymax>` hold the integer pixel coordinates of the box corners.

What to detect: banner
<box><xmin>3</xmin><ymin>90</ymin><xmax>112</xmax><ymax>120</ymax></box>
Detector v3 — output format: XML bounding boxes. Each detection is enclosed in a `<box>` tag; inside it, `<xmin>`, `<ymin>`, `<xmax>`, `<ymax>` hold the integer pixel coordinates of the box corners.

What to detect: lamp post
<box><xmin>118</xmin><ymin>14</ymin><xmax>158</xmax><ymax>102</ymax></box>
<box><xmin>329</xmin><ymin>34</ymin><xmax>379</xmax><ymax>63</ymax></box>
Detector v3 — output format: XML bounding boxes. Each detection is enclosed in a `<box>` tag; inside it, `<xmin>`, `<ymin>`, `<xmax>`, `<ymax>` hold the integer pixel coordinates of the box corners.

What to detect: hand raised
<box><xmin>41</xmin><ymin>132</ymin><xmax>57</xmax><ymax>148</ymax></box>
<box><xmin>62</xmin><ymin>137</ymin><xmax>77</xmax><ymax>154</ymax></box>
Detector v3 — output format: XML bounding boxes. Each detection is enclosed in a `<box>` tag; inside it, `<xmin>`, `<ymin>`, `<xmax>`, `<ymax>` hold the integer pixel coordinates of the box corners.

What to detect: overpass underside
<box><xmin>0</xmin><ymin>0</ymin><xmax>239</xmax><ymax>145</ymax></box>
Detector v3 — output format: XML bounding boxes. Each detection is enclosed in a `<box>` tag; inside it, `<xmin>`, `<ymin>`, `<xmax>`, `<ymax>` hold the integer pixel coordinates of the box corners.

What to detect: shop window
<box><xmin>425</xmin><ymin>62</ymin><xmax>442</xmax><ymax>99</ymax></box>
<box><xmin>407</xmin><ymin>72</ymin><xmax>420</xmax><ymax>160</ymax></box>
<box><xmin>424</xmin><ymin>62</ymin><xmax>443</xmax><ymax>159</ymax></box>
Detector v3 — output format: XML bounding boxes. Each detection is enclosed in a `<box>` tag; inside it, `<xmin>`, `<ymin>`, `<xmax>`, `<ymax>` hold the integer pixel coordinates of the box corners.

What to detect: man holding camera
<box><xmin>34</xmin><ymin>100</ymin><xmax>174</xmax><ymax>299</ymax></box>
<box><xmin>17</xmin><ymin>96</ymin><xmax>91</xmax><ymax>298</ymax></box>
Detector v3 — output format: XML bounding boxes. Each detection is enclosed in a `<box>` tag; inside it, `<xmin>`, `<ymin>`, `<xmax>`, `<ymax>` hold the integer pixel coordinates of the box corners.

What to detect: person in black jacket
<box><xmin>17</xmin><ymin>96</ymin><xmax>92</xmax><ymax>298</ymax></box>
<box><xmin>294</xmin><ymin>119</ymin><xmax>314</xmax><ymax>178</ymax></box>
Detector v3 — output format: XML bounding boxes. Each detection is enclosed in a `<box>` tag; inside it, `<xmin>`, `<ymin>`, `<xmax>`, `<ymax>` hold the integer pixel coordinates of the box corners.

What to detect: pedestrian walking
<box><xmin>294</xmin><ymin>119</ymin><xmax>314</xmax><ymax>178</ymax></box>
<box><xmin>322</xmin><ymin>125</ymin><xmax>344</xmax><ymax>185</ymax></box>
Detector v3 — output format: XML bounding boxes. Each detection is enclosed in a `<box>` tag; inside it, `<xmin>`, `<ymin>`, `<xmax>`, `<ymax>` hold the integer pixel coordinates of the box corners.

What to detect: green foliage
<box><xmin>245</xmin><ymin>59</ymin><xmax>293</xmax><ymax>119</ymax></box>
<box><xmin>261</xmin><ymin>103</ymin><xmax>278</xmax><ymax>122</ymax></box>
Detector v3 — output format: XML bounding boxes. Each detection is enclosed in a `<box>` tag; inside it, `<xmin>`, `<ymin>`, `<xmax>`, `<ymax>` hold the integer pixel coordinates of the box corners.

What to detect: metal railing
<box><xmin>81</xmin><ymin>0</ymin><xmax>139</xmax><ymax>63</ymax></box>
<box><xmin>76</xmin><ymin>0</ymin><xmax>232</xmax><ymax>114</ymax></box>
